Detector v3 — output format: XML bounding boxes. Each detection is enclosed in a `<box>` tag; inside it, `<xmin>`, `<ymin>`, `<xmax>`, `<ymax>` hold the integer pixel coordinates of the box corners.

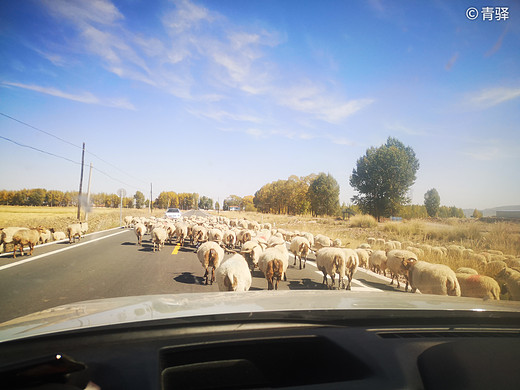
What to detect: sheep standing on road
<box><xmin>342</xmin><ymin>248</ymin><xmax>359</xmax><ymax>290</ymax></box>
<box><xmin>12</xmin><ymin>227</ymin><xmax>44</xmax><ymax>258</ymax></box>
<box><xmin>258</xmin><ymin>243</ymin><xmax>289</xmax><ymax>290</ymax></box>
<box><xmin>175</xmin><ymin>222</ymin><xmax>189</xmax><ymax>246</ymax></box>
<box><xmin>134</xmin><ymin>223</ymin><xmax>146</xmax><ymax>246</ymax></box>
<box><xmin>38</xmin><ymin>229</ymin><xmax>52</xmax><ymax>244</ymax></box>
<box><xmin>240</xmin><ymin>240</ymin><xmax>263</xmax><ymax>272</ymax></box>
<box><xmin>313</xmin><ymin>234</ymin><xmax>331</xmax><ymax>251</ymax></box>
<box><xmin>403</xmin><ymin>260</ymin><xmax>461</xmax><ymax>296</ymax></box>
<box><xmin>1</xmin><ymin>227</ymin><xmax>28</xmax><ymax>253</ymax></box>
<box><xmin>215</xmin><ymin>254</ymin><xmax>252</xmax><ymax>291</ymax></box>
<box><xmin>386</xmin><ymin>249</ymin><xmax>418</xmax><ymax>291</ymax></box>
<box><xmin>369</xmin><ymin>250</ymin><xmax>388</xmax><ymax>276</ymax></box>
<box><xmin>289</xmin><ymin>236</ymin><xmax>310</xmax><ymax>269</ymax></box>
<box><xmin>455</xmin><ymin>273</ymin><xmax>500</xmax><ymax>300</ymax></box>
<box><xmin>197</xmin><ymin>241</ymin><xmax>225</xmax><ymax>285</ymax></box>
<box><xmin>316</xmin><ymin>247</ymin><xmax>347</xmax><ymax>290</ymax></box>
<box><xmin>151</xmin><ymin>227</ymin><xmax>167</xmax><ymax>252</ymax></box>
<box><xmin>191</xmin><ymin>225</ymin><xmax>208</xmax><ymax>248</ymax></box>
<box><xmin>51</xmin><ymin>230</ymin><xmax>67</xmax><ymax>241</ymax></box>
<box><xmin>67</xmin><ymin>223</ymin><xmax>82</xmax><ymax>244</ymax></box>
<box><xmin>222</xmin><ymin>230</ymin><xmax>237</xmax><ymax>249</ymax></box>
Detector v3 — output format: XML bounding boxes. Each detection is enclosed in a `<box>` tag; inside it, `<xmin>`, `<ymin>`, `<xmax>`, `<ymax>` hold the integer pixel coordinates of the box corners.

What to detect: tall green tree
<box><xmin>350</xmin><ymin>137</ymin><xmax>420</xmax><ymax>221</ymax></box>
<box><xmin>424</xmin><ymin>188</ymin><xmax>440</xmax><ymax>217</ymax></box>
<box><xmin>308</xmin><ymin>173</ymin><xmax>340</xmax><ymax>216</ymax></box>
<box><xmin>134</xmin><ymin>191</ymin><xmax>145</xmax><ymax>209</ymax></box>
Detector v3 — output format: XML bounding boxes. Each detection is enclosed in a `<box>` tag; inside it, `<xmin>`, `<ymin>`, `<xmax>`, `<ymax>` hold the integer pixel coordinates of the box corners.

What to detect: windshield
<box><xmin>0</xmin><ymin>0</ymin><xmax>519</xmax><ymax>333</ymax></box>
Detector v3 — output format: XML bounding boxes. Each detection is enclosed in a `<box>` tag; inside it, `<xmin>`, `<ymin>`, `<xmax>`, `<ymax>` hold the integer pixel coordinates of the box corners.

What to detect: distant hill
<box><xmin>463</xmin><ymin>205</ymin><xmax>520</xmax><ymax>218</ymax></box>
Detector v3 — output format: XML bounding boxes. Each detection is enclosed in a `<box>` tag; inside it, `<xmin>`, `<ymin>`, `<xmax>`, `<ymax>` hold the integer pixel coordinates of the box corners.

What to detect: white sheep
<box><xmin>38</xmin><ymin>229</ymin><xmax>52</xmax><ymax>244</ymax></box>
<box><xmin>289</xmin><ymin>236</ymin><xmax>311</xmax><ymax>269</ymax></box>
<box><xmin>386</xmin><ymin>249</ymin><xmax>418</xmax><ymax>291</ymax></box>
<box><xmin>236</xmin><ymin>229</ymin><xmax>252</xmax><ymax>246</ymax></box>
<box><xmin>355</xmin><ymin>248</ymin><xmax>371</xmax><ymax>269</ymax></box>
<box><xmin>151</xmin><ymin>227</ymin><xmax>167</xmax><ymax>252</ymax></box>
<box><xmin>495</xmin><ymin>267</ymin><xmax>520</xmax><ymax>300</ymax></box>
<box><xmin>316</xmin><ymin>247</ymin><xmax>347</xmax><ymax>290</ymax></box>
<box><xmin>240</xmin><ymin>240</ymin><xmax>263</xmax><ymax>272</ymax></box>
<box><xmin>369</xmin><ymin>250</ymin><xmax>388</xmax><ymax>275</ymax></box>
<box><xmin>215</xmin><ymin>254</ymin><xmax>252</xmax><ymax>291</ymax></box>
<box><xmin>456</xmin><ymin>267</ymin><xmax>478</xmax><ymax>275</ymax></box>
<box><xmin>197</xmin><ymin>241</ymin><xmax>225</xmax><ymax>285</ymax></box>
<box><xmin>456</xmin><ymin>273</ymin><xmax>501</xmax><ymax>300</ymax></box>
<box><xmin>1</xmin><ymin>227</ymin><xmax>28</xmax><ymax>253</ymax></box>
<box><xmin>258</xmin><ymin>243</ymin><xmax>289</xmax><ymax>290</ymax></box>
<box><xmin>124</xmin><ymin>216</ymin><xmax>133</xmax><ymax>228</ymax></box>
<box><xmin>51</xmin><ymin>230</ymin><xmax>67</xmax><ymax>241</ymax></box>
<box><xmin>402</xmin><ymin>260</ymin><xmax>461</xmax><ymax>296</ymax></box>
<box><xmin>208</xmin><ymin>228</ymin><xmax>223</xmax><ymax>244</ymax></box>
<box><xmin>222</xmin><ymin>230</ymin><xmax>237</xmax><ymax>249</ymax></box>
<box><xmin>313</xmin><ymin>234</ymin><xmax>331</xmax><ymax>251</ymax></box>
<box><xmin>342</xmin><ymin>248</ymin><xmax>359</xmax><ymax>290</ymax></box>
<box><xmin>191</xmin><ymin>225</ymin><xmax>208</xmax><ymax>248</ymax></box>
<box><xmin>67</xmin><ymin>223</ymin><xmax>82</xmax><ymax>243</ymax></box>
<box><xmin>134</xmin><ymin>223</ymin><xmax>146</xmax><ymax>246</ymax></box>
<box><xmin>175</xmin><ymin>222</ymin><xmax>189</xmax><ymax>246</ymax></box>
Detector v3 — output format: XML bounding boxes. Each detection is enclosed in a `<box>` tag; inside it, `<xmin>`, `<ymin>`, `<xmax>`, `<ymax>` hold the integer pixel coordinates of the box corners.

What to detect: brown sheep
<box><xmin>12</xmin><ymin>227</ymin><xmax>44</xmax><ymax>258</ymax></box>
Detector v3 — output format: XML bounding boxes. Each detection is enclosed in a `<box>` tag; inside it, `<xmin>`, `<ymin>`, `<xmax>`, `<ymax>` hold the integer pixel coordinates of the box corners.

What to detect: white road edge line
<box><xmin>0</xmin><ymin>229</ymin><xmax>129</xmax><ymax>272</ymax></box>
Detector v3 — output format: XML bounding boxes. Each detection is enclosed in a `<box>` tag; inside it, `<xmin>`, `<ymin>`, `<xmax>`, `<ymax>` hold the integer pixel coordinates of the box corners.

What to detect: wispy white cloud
<box><xmin>2</xmin><ymin>81</ymin><xmax>135</xmax><ymax>110</ymax></box>
<box><xmin>468</xmin><ymin>86</ymin><xmax>520</xmax><ymax>108</ymax></box>
<box><xmin>42</xmin><ymin>0</ymin><xmax>123</xmax><ymax>26</ymax></box>
<box><xmin>188</xmin><ymin>109</ymin><xmax>262</xmax><ymax>123</ymax></box>
<box><xmin>385</xmin><ymin>123</ymin><xmax>426</xmax><ymax>136</ymax></box>
<box><xmin>445</xmin><ymin>52</ymin><xmax>459</xmax><ymax>71</ymax></box>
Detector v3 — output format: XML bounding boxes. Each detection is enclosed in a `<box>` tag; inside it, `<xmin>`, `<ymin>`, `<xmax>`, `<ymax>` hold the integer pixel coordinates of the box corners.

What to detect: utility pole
<box><xmin>149</xmin><ymin>183</ymin><xmax>152</xmax><ymax>214</ymax></box>
<box><xmin>85</xmin><ymin>163</ymin><xmax>93</xmax><ymax>221</ymax></box>
<box><xmin>77</xmin><ymin>142</ymin><xmax>85</xmax><ymax>220</ymax></box>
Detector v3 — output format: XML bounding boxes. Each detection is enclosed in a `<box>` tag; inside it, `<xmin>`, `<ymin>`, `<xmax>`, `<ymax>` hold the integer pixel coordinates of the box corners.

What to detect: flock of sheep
<box><xmin>2</xmin><ymin>214</ymin><xmax>519</xmax><ymax>301</ymax></box>
<box><xmin>123</xmin><ymin>214</ymin><xmax>520</xmax><ymax>300</ymax></box>
<box><xmin>0</xmin><ymin>222</ymin><xmax>88</xmax><ymax>258</ymax></box>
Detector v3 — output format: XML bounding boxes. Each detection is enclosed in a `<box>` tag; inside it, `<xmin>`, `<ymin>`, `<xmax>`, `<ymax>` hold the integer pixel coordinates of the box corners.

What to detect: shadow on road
<box><xmin>121</xmin><ymin>242</ymin><xmax>136</xmax><ymax>246</ymax></box>
<box><xmin>174</xmin><ymin>272</ymin><xmax>204</xmax><ymax>285</ymax></box>
<box><xmin>287</xmin><ymin>278</ymin><xmax>327</xmax><ymax>290</ymax></box>
<box><xmin>249</xmin><ymin>286</ymin><xmax>263</xmax><ymax>291</ymax></box>
<box><xmin>356</xmin><ymin>277</ymin><xmax>402</xmax><ymax>292</ymax></box>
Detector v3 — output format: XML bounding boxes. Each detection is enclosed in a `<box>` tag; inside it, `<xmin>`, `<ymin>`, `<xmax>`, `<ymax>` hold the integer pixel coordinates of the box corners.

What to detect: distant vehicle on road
<box><xmin>164</xmin><ymin>208</ymin><xmax>182</xmax><ymax>220</ymax></box>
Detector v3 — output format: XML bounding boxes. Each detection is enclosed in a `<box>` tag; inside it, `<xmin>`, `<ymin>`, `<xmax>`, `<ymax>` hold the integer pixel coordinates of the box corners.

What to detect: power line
<box><xmin>0</xmin><ymin>135</ymin><xmax>81</xmax><ymax>165</ymax></box>
<box><xmin>0</xmin><ymin>111</ymin><xmax>148</xmax><ymax>185</ymax></box>
<box><xmin>0</xmin><ymin>135</ymin><xmax>144</xmax><ymax>192</ymax></box>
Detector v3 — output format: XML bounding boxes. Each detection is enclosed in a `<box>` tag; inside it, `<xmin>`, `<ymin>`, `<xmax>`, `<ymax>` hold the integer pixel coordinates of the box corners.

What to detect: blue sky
<box><xmin>1</xmin><ymin>0</ymin><xmax>519</xmax><ymax>210</ymax></box>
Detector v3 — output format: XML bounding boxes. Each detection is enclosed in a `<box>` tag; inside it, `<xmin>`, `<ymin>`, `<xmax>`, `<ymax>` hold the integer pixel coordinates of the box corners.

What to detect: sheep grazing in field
<box><xmin>485</xmin><ymin>261</ymin><xmax>508</xmax><ymax>278</ymax></box>
<box><xmin>386</xmin><ymin>249</ymin><xmax>418</xmax><ymax>291</ymax></box>
<box><xmin>369</xmin><ymin>250</ymin><xmax>388</xmax><ymax>275</ymax></box>
<box><xmin>402</xmin><ymin>260</ymin><xmax>461</xmax><ymax>296</ymax></box>
<box><xmin>67</xmin><ymin>223</ymin><xmax>83</xmax><ymax>243</ymax></box>
<box><xmin>197</xmin><ymin>241</ymin><xmax>225</xmax><ymax>285</ymax></box>
<box><xmin>290</xmin><ymin>236</ymin><xmax>310</xmax><ymax>269</ymax></box>
<box><xmin>316</xmin><ymin>247</ymin><xmax>347</xmax><ymax>290</ymax></box>
<box><xmin>12</xmin><ymin>227</ymin><xmax>45</xmax><ymax>258</ymax></box>
<box><xmin>134</xmin><ymin>223</ymin><xmax>146</xmax><ymax>246</ymax></box>
<box><xmin>215</xmin><ymin>254</ymin><xmax>252</xmax><ymax>292</ymax></box>
<box><xmin>456</xmin><ymin>273</ymin><xmax>501</xmax><ymax>300</ymax></box>
<box><xmin>258</xmin><ymin>243</ymin><xmax>289</xmax><ymax>290</ymax></box>
<box><xmin>151</xmin><ymin>227</ymin><xmax>167</xmax><ymax>252</ymax></box>
<box><xmin>456</xmin><ymin>267</ymin><xmax>478</xmax><ymax>275</ymax></box>
<box><xmin>367</xmin><ymin>237</ymin><xmax>376</xmax><ymax>246</ymax></box>
<box><xmin>240</xmin><ymin>240</ymin><xmax>263</xmax><ymax>272</ymax></box>
<box><xmin>332</xmin><ymin>238</ymin><xmax>342</xmax><ymax>247</ymax></box>
<box><xmin>495</xmin><ymin>267</ymin><xmax>520</xmax><ymax>301</ymax></box>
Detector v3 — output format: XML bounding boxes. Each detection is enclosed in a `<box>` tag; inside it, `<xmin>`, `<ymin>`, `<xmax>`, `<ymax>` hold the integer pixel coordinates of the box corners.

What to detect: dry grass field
<box><xmin>0</xmin><ymin>206</ymin><xmax>164</xmax><ymax>234</ymax></box>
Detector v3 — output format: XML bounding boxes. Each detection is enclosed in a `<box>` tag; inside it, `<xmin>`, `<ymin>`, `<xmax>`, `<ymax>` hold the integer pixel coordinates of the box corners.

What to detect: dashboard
<box><xmin>1</xmin><ymin>308</ymin><xmax>520</xmax><ymax>389</ymax></box>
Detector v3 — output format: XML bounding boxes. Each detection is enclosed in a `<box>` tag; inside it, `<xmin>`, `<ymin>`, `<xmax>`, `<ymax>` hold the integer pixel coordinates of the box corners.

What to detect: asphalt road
<box><xmin>0</xmin><ymin>228</ymin><xmax>402</xmax><ymax>323</ymax></box>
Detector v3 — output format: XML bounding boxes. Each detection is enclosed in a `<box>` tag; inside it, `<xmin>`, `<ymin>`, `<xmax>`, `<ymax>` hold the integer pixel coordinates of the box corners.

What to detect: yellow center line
<box><xmin>171</xmin><ymin>243</ymin><xmax>181</xmax><ymax>255</ymax></box>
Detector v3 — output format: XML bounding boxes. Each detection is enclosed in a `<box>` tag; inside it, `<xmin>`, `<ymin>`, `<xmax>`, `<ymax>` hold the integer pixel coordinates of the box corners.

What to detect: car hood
<box><xmin>1</xmin><ymin>290</ymin><xmax>519</xmax><ymax>343</ymax></box>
